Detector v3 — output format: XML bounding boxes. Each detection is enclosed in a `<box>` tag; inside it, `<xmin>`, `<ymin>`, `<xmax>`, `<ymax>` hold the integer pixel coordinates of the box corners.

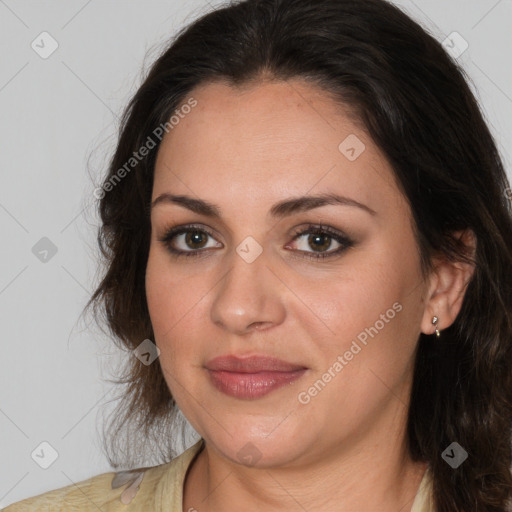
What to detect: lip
<box><xmin>205</xmin><ymin>355</ymin><xmax>308</xmax><ymax>400</ymax></box>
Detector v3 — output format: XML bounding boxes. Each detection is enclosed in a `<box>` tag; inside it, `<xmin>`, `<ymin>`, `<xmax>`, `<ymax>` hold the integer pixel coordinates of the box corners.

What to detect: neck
<box><xmin>183</xmin><ymin>411</ymin><xmax>428</xmax><ymax>512</ymax></box>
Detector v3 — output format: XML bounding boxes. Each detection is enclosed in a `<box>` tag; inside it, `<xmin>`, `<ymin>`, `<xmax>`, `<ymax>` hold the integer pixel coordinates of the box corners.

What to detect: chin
<box><xmin>196</xmin><ymin>416</ymin><xmax>316</xmax><ymax>469</ymax></box>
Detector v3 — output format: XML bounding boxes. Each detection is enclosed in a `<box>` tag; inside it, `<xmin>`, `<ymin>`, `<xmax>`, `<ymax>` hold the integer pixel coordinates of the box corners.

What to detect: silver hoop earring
<box><xmin>432</xmin><ymin>316</ymin><xmax>440</xmax><ymax>337</ymax></box>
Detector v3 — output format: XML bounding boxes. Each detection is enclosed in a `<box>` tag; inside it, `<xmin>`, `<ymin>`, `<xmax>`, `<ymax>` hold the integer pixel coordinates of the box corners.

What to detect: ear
<box><xmin>420</xmin><ymin>229</ymin><xmax>477</xmax><ymax>336</ymax></box>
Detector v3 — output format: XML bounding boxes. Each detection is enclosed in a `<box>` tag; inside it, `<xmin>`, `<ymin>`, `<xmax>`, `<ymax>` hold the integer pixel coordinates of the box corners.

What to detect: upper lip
<box><xmin>205</xmin><ymin>355</ymin><xmax>307</xmax><ymax>373</ymax></box>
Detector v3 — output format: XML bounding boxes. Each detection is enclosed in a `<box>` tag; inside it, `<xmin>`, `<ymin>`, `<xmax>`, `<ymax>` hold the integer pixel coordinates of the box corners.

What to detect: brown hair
<box><xmin>85</xmin><ymin>0</ymin><xmax>512</xmax><ymax>509</ymax></box>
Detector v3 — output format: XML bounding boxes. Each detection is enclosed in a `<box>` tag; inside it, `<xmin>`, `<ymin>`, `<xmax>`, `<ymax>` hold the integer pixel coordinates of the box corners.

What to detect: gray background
<box><xmin>1</xmin><ymin>0</ymin><xmax>511</xmax><ymax>507</ymax></box>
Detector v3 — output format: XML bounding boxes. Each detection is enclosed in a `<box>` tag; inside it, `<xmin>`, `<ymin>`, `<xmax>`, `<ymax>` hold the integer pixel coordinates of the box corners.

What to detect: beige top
<box><xmin>2</xmin><ymin>440</ymin><xmax>434</xmax><ymax>511</ymax></box>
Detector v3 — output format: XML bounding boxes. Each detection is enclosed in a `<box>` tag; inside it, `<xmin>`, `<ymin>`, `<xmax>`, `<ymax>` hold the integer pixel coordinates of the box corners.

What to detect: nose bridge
<box><xmin>210</xmin><ymin>243</ymin><xmax>285</xmax><ymax>333</ymax></box>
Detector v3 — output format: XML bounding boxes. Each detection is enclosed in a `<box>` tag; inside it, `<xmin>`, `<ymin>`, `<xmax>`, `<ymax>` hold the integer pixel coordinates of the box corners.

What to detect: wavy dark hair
<box><xmin>85</xmin><ymin>0</ymin><xmax>512</xmax><ymax>510</ymax></box>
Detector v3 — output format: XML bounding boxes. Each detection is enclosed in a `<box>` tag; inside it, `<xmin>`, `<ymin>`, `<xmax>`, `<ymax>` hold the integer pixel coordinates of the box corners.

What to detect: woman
<box><xmin>5</xmin><ymin>0</ymin><xmax>512</xmax><ymax>510</ymax></box>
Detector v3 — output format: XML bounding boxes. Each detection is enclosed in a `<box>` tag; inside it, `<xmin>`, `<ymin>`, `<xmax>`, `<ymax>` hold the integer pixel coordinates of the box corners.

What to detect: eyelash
<box><xmin>158</xmin><ymin>223</ymin><xmax>354</xmax><ymax>261</ymax></box>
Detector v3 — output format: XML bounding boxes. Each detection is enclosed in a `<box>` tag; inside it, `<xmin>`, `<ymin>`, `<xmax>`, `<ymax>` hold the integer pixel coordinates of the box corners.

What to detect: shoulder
<box><xmin>2</xmin><ymin>440</ymin><xmax>204</xmax><ymax>512</ymax></box>
<box><xmin>410</xmin><ymin>466</ymin><xmax>436</xmax><ymax>512</ymax></box>
<box><xmin>1</xmin><ymin>465</ymin><xmax>165</xmax><ymax>512</ymax></box>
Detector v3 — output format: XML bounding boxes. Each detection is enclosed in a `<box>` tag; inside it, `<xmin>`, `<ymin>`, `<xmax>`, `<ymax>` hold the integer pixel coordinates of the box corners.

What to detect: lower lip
<box><xmin>207</xmin><ymin>369</ymin><xmax>307</xmax><ymax>399</ymax></box>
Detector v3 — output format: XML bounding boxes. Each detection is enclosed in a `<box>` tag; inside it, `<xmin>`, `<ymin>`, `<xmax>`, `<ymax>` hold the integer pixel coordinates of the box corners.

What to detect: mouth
<box><xmin>204</xmin><ymin>355</ymin><xmax>308</xmax><ymax>400</ymax></box>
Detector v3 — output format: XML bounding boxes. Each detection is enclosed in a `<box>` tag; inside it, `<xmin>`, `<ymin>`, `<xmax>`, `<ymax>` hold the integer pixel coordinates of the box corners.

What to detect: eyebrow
<box><xmin>151</xmin><ymin>192</ymin><xmax>377</xmax><ymax>218</ymax></box>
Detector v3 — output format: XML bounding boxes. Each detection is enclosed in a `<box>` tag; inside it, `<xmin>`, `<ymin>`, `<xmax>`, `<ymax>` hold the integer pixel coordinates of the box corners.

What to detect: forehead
<box><xmin>152</xmin><ymin>79</ymin><xmax>403</xmax><ymax>218</ymax></box>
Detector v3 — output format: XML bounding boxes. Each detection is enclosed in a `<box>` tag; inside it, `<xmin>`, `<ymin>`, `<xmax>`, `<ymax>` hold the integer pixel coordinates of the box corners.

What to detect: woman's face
<box><xmin>146</xmin><ymin>79</ymin><xmax>431</xmax><ymax>468</ymax></box>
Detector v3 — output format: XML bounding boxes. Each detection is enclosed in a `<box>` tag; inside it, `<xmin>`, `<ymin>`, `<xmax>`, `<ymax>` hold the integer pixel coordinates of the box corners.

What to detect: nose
<box><xmin>209</xmin><ymin>248</ymin><xmax>286</xmax><ymax>335</ymax></box>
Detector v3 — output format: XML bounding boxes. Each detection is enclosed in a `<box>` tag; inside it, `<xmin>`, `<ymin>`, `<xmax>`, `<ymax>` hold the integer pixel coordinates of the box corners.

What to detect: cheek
<box><xmin>299</xmin><ymin>290</ymin><xmax>419</xmax><ymax>433</ymax></box>
<box><xmin>145</xmin><ymin>250</ymin><xmax>185</xmax><ymax>360</ymax></box>
<box><xmin>146</xmin><ymin>247</ymin><xmax>194</xmax><ymax>331</ymax></box>
<box><xmin>311</xmin><ymin>260</ymin><xmax>398</xmax><ymax>341</ymax></box>
<box><xmin>145</xmin><ymin>257</ymin><xmax>191</xmax><ymax>408</ymax></box>
<box><xmin>145</xmin><ymin>248</ymin><xmax>210</xmax><ymax>367</ymax></box>
<box><xmin>314</xmin><ymin>244</ymin><xmax>423</xmax><ymax>383</ymax></box>
<box><xmin>145</xmin><ymin>251</ymin><xmax>172</xmax><ymax>334</ymax></box>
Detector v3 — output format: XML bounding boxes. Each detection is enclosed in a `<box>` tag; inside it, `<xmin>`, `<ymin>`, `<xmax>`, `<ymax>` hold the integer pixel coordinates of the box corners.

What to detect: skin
<box><xmin>145</xmin><ymin>79</ymin><xmax>476</xmax><ymax>511</ymax></box>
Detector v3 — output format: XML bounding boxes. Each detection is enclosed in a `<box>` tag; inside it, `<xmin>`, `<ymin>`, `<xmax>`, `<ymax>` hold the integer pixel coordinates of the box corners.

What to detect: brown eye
<box><xmin>158</xmin><ymin>224</ymin><xmax>222</xmax><ymax>259</ymax></box>
<box><xmin>183</xmin><ymin>230</ymin><xmax>209</xmax><ymax>250</ymax></box>
<box><xmin>305</xmin><ymin>232</ymin><xmax>333</xmax><ymax>252</ymax></box>
<box><xmin>288</xmin><ymin>224</ymin><xmax>354</xmax><ymax>260</ymax></box>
